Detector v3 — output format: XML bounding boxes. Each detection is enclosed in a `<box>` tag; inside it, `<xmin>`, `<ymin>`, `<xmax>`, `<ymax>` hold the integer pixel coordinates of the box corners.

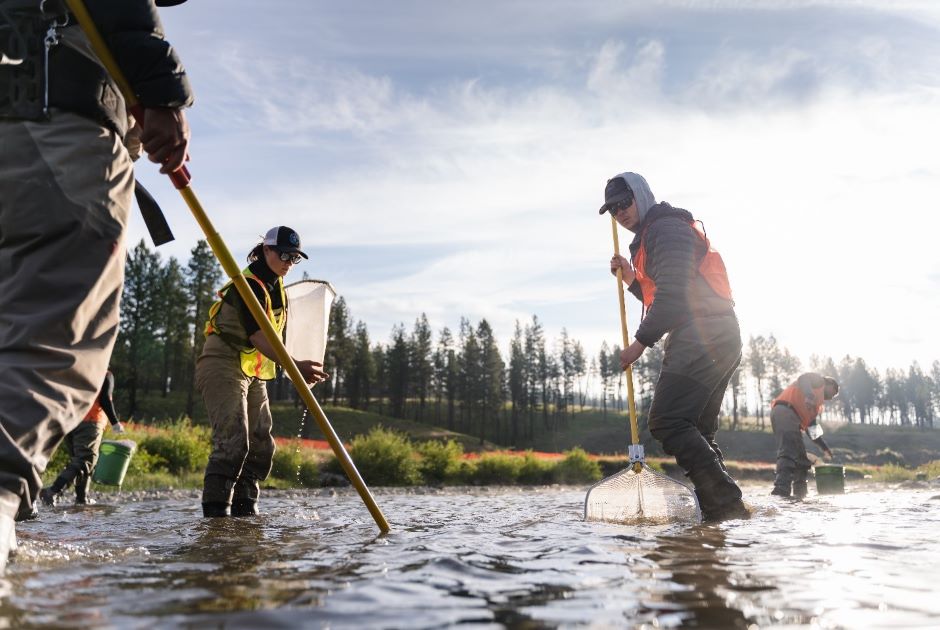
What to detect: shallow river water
<box><xmin>2</xmin><ymin>481</ymin><xmax>939</xmax><ymax>629</ymax></box>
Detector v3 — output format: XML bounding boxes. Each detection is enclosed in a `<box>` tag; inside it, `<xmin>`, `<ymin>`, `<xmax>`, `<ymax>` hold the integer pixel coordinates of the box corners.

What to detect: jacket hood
<box><xmin>614</xmin><ymin>172</ymin><xmax>656</xmax><ymax>223</ymax></box>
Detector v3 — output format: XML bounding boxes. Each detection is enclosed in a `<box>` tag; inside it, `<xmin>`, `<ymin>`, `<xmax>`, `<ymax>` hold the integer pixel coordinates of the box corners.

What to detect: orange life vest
<box><xmin>633</xmin><ymin>219</ymin><xmax>733</xmax><ymax>310</ymax></box>
<box><xmin>83</xmin><ymin>397</ymin><xmax>105</xmax><ymax>424</ymax></box>
<box><xmin>773</xmin><ymin>382</ymin><xmax>825</xmax><ymax>430</ymax></box>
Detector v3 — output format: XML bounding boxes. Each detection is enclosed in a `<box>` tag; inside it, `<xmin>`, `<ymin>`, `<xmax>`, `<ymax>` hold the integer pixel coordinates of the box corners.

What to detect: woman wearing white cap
<box><xmin>196</xmin><ymin>226</ymin><xmax>328</xmax><ymax>517</ymax></box>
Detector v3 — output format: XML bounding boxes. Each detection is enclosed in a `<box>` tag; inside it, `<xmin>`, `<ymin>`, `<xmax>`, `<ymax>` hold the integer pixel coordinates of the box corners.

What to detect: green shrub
<box><xmin>138</xmin><ymin>418</ymin><xmax>211</xmax><ymax>474</ymax></box>
<box><xmin>271</xmin><ymin>441</ymin><xmax>319</xmax><ymax>487</ymax></box>
<box><xmin>553</xmin><ymin>447</ymin><xmax>602</xmax><ymax>484</ymax></box>
<box><xmin>918</xmin><ymin>460</ymin><xmax>940</xmax><ymax>479</ymax></box>
<box><xmin>417</xmin><ymin>439</ymin><xmax>464</xmax><ymax>484</ymax></box>
<box><xmin>471</xmin><ymin>453</ymin><xmax>522</xmax><ymax>485</ymax></box>
<box><xmin>871</xmin><ymin>464</ymin><xmax>914</xmax><ymax>482</ymax></box>
<box><xmin>345</xmin><ymin>426</ymin><xmax>420</xmax><ymax>486</ymax></box>
<box><xmin>517</xmin><ymin>452</ymin><xmax>553</xmax><ymax>485</ymax></box>
<box><xmin>125</xmin><ymin>447</ymin><xmax>164</xmax><ymax>477</ymax></box>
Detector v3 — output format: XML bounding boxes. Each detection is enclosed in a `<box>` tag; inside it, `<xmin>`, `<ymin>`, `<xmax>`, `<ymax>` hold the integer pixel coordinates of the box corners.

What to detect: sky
<box><xmin>133</xmin><ymin>0</ymin><xmax>940</xmax><ymax>374</ymax></box>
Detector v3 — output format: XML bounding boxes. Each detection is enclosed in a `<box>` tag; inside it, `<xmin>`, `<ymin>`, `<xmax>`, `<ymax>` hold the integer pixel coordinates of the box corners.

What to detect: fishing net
<box><xmin>284</xmin><ymin>279</ymin><xmax>336</xmax><ymax>364</ymax></box>
<box><xmin>584</xmin><ymin>462</ymin><xmax>701</xmax><ymax>525</ymax></box>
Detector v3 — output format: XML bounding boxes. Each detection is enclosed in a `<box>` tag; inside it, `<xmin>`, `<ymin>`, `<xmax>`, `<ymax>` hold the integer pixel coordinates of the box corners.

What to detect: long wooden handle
<box><xmin>66</xmin><ymin>0</ymin><xmax>390</xmax><ymax>533</ymax></box>
<box><xmin>610</xmin><ymin>217</ymin><xmax>640</xmax><ymax>452</ymax></box>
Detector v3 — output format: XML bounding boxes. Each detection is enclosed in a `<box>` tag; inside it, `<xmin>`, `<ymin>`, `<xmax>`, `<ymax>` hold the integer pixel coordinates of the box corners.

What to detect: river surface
<box><xmin>2</xmin><ymin>481</ymin><xmax>939</xmax><ymax>629</ymax></box>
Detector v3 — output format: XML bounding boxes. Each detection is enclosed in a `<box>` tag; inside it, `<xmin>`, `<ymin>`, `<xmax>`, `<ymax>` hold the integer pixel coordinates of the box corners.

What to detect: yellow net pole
<box><xmin>66</xmin><ymin>0</ymin><xmax>390</xmax><ymax>533</ymax></box>
<box><xmin>610</xmin><ymin>216</ymin><xmax>642</xmax><ymax>473</ymax></box>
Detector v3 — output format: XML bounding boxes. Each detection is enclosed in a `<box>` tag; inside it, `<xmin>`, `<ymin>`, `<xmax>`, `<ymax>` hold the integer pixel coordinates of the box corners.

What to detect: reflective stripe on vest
<box><xmin>633</xmin><ymin>219</ymin><xmax>733</xmax><ymax>310</ymax></box>
<box><xmin>203</xmin><ymin>269</ymin><xmax>287</xmax><ymax>381</ymax></box>
<box><xmin>773</xmin><ymin>383</ymin><xmax>825</xmax><ymax>430</ymax></box>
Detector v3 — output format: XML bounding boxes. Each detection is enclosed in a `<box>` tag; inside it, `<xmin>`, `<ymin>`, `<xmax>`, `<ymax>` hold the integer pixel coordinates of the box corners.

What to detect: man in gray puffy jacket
<box><xmin>602</xmin><ymin>172</ymin><xmax>748</xmax><ymax>521</ymax></box>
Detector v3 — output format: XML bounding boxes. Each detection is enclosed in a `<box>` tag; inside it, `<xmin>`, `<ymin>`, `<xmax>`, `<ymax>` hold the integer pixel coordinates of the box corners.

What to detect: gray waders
<box><xmin>647</xmin><ymin>315</ymin><xmax>749</xmax><ymax>521</ymax></box>
<box><xmin>771</xmin><ymin>404</ymin><xmax>811</xmax><ymax>498</ymax></box>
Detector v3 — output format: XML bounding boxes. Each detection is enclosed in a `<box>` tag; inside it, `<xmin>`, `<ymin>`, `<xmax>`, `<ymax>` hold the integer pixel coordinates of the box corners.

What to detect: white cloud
<box><xmin>135</xmin><ymin>1</ymin><xmax>940</xmax><ymax>371</ymax></box>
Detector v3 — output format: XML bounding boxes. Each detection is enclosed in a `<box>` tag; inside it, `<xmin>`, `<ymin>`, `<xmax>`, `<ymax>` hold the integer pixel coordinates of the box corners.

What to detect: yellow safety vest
<box><xmin>204</xmin><ymin>268</ymin><xmax>287</xmax><ymax>380</ymax></box>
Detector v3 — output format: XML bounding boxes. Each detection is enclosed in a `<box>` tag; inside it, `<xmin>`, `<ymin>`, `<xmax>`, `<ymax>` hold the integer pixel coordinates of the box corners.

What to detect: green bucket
<box><xmin>92</xmin><ymin>439</ymin><xmax>136</xmax><ymax>486</ymax></box>
<box><xmin>814</xmin><ymin>464</ymin><xmax>845</xmax><ymax>495</ymax></box>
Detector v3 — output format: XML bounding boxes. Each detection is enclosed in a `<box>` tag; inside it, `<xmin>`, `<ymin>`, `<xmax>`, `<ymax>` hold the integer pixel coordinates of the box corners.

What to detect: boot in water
<box><xmin>690</xmin><ymin>461</ymin><xmax>751</xmax><ymax>523</ymax></box>
<box><xmin>202</xmin><ymin>502</ymin><xmax>231</xmax><ymax>518</ymax></box>
<box><xmin>39</xmin><ymin>487</ymin><xmax>59</xmax><ymax>507</ymax></box>
<box><xmin>74</xmin><ymin>473</ymin><xmax>96</xmax><ymax>505</ymax></box>
<box><xmin>231</xmin><ymin>477</ymin><xmax>260</xmax><ymax>517</ymax></box>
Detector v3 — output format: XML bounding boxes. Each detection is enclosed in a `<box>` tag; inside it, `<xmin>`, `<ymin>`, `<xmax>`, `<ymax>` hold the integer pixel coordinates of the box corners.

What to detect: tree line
<box><xmin>110</xmin><ymin>239</ymin><xmax>939</xmax><ymax>445</ymax></box>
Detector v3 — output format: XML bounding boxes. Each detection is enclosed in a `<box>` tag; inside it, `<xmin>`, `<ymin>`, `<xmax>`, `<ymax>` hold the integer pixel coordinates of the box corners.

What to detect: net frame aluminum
<box><xmin>584</xmin><ymin>461</ymin><xmax>701</xmax><ymax>525</ymax></box>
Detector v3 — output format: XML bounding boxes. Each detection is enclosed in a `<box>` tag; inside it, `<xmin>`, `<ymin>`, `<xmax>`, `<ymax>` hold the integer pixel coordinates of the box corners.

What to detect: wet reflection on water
<box><xmin>2</xmin><ymin>483</ymin><xmax>940</xmax><ymax>628</ymax></box>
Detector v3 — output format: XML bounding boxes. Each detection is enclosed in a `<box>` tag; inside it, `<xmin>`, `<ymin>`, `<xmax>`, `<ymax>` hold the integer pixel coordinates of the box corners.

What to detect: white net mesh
<box><xmin>584</xmin><ymin>464</ymin><xmax>701</xmax><ymax>525</ymax></box>
<box><xmin>284</xmin><ymin>280</ymin><xmax>336</xmax><ymax>365</ymax></box>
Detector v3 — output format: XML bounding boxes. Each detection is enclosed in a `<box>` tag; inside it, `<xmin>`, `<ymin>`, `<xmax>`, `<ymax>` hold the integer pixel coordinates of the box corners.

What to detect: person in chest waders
<box><xmin>197</xmin><ymin>226</ymin><xmax>329</xmax><ymax>518</ymax></box>
<box><xmin>602</xmin><ymin>172</ymin><xmax>749</xmax><ymax>522</ymax></box>
<box><xmin>770</xmin><ymin>373</ymin><xmax>838</xmax><ymax>499</ymax></box>
<box><xmin>0</xmin><ymin>0</ymin><xmax>192</xmax><ymax>574</ymax></box>
<box><xmin>39</xmin><ymin>370</ymin><xmax>125</xmax><ymax>507</ymax></box>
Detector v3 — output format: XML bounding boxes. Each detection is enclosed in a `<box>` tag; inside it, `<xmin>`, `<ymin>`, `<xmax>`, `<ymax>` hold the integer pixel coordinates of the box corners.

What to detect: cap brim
<box><xmin>598</xmin><ymin>190</ymin><xmax>632</xmax><ymax>214</ymax></box>
<box><xmin>274</xmin><ymin>247</ymin><xmax>309</xmax><ymax>259</ymax></box>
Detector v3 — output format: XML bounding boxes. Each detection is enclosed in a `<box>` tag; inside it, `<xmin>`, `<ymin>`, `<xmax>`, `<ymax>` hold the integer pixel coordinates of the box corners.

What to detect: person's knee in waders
<box><xmin>197</xmin><ymin>227</ymin><xmax>329</xmax><ymax>518</ymax></box>
<box><xmin>602</xmin><ymin>172</ymin><xmax>747</xmax><ymax>522</ymax></box>
<box><xmin>770</xmin><ymin>373</ymin><xmax>839</xmax><ymax>498</ymax></box>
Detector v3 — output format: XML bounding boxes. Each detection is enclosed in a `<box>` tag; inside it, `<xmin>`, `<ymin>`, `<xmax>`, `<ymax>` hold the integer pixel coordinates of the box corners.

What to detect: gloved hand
<box><xmin>112</xmin><ymin>422</ymin><xmax>126</xmax><ymax>434</ymax></box>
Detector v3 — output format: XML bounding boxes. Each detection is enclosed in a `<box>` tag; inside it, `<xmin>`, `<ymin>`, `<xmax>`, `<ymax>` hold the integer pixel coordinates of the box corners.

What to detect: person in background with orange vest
<box><xmin>603</xmin><ymin>172</ymin><xmax>748</xmax><ymax>522</ymax></box>
<box><xmin>771</xmin><ymin>373</ymin><xmax>838</xmax><ymax>499</ymax></box>
<box><xmin>39</xmin><ymin>370</ymin><xmax>124</xmax><ymax>507</ymax></box>
<box><xmin>197</xmin><ymin>226</ymin><xmax>328</xmax><ymax>518</ymax></box>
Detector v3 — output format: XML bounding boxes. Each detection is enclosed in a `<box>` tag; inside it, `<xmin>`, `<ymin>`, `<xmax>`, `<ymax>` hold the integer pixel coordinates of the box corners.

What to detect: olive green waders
<box><xmin>771</xmin><ymin>404</ymin><xmax>811</xmax><ymax>498</ymax></box>
<box><xmin>40</xmin><ymin>419</ymin><xmax>106</xmax><ymax>506</ymax></box>
<box><xmin>0</xmin><ymin>111</ymin><xmax>131</xmax><ymax>543</ymax></box>
<box><xmin>196</xmin><ymin>319</ymin><xmax>276</xmax><ymax>517</ymax></box>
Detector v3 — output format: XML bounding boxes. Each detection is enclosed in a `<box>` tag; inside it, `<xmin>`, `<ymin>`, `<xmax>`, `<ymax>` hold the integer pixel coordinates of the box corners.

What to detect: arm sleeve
<box><xmin>634</xmin><ymin>218</ymin><xmax>698</xmax><ymax>347</ymax></box>
<box><xmin>99</xmin><ymin>372</ymin><xmax>120</xmax><ymax>425</ymax></box>
<box><xmin>229</xmin><ymin>281</ymin><xmax>270</xmax><ymax>342</ymax></box>
<box><xmin>85</xmin><ymin>0</ymin><xmax>194</xmax><ymax>108</ymax></box>
<box><xmin>627</xmin><ymin>280</ymin><xmax>644</xmax><ymax>302</ymax></box>
<box><xmin>812</xmin><ymin>435</ymin><xmax>830</xmax><ymax>452</ymax></box>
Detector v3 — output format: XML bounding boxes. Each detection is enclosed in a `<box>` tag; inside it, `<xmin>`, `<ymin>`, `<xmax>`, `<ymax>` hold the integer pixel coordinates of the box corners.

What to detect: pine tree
<box><xmin>385</xmin><ymin>324</ymin><xmax>409</xmax><ymax>418</ymax></box>
<box><xmin>476</xmin><ymin>319</ymin><xmax>505</xmax><ymax>444</ymax></box>
<box><xmin>117</xmin><ymin>240</ymin><xmax>163</xmax><ymax>415</ymax></box>
<box><xmin>184</xmin><ymin>240</ymin><xmax>222</xmax><ymax>417</ymax></box>
<box><xmin>508</xmin><ymin>321</ymin><xmax>526</xmax><ymax>443</ymax></box>
<box><xmin>325</xmin><ymin>296</ymin><xmax>353</xmax><ymax>406</ymax></box>
<box><xmin>409</xmin><ymin>314</ymin><xmax>433</xmax><ymax>422</ymax></box>
<box><xmin>157</xmin><ymin>257</ymin><xmax>190</xmax><ymax>397</ymax></box>
<box><xmin>458</xmin><ymin>318</ymin><xmax>480</xmax><ymax>434</ymax></box>
<box><xmin>347</xmin><ymin>321</ymin><xmax>375</xmax><ymax>410</ymax></box>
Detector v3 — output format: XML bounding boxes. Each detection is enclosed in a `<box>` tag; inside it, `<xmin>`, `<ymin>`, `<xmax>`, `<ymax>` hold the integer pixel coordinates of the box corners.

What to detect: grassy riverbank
<box><xmin>43</xmin><ymin>416</ymin><xmax>940</xmax><ymax>497</ymax></box>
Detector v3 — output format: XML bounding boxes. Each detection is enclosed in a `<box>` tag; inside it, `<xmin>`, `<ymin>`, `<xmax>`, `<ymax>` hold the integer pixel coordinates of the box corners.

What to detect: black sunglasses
<box><xmin>276</xmin><ymin>251</ymin><xmax>303</xmax><ymax>264</ymax></box>
<box><xmin>606</xmin><ymin>193</ymin><xmax>634</xmax><ymax>214</ymax></box>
